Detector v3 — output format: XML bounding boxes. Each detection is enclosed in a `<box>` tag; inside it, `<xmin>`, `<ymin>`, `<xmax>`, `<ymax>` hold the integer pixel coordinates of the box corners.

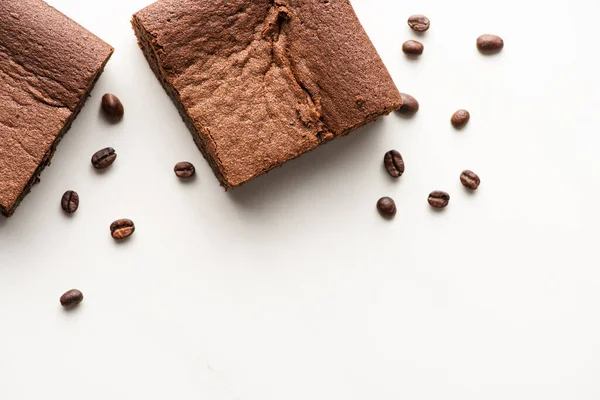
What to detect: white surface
<box><xmin>1</xmin><ymin>0</ymin><xmax>599</xmax><ymax>398</ymax></box>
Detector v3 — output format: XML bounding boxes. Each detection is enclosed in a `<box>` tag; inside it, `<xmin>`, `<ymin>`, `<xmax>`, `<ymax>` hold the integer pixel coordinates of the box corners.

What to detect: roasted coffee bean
<box><xmin>60</xmin><ymin>289</ymin><xmax>84</xmax><ymax>308</ymax></box>
<box><xmin>407</xmin><ymin>14</ymin><xmax>430</xmax><ymax>32</ymax></box>
<box><xmin>428</xmin><ymin>191</ymin><xmax>450</xmax><ymax>208</ymax></box>
<box><xmin>101</xmin><ymin>93</ymin><xmax>124</xmax><ymax>120</ymax></box>
<box><xmin>61</xmin><ymin>190</ymin><xmax>79</xmax><ymax>214</ymax></box>
<box><xmin>110</xmin><ymin>218</ymin><xmax>135</xmax><ymax>240</ymax></box>
<box><xmin>476</xmin><ymin>34</ymin><xmax>504</xmax><ymax>53</ymax></box>
<box><xmin>451</xmin><ymin>109</ymin><xmax>470</xmax><ymax>128</ymax></box>
<box><xmin>377</xmin><ymin>197</ymin><xmax>397</xmax><ymax>218</ymax></box>
<box><xmin>384</xmin><ymin>150</ymin><xmax>405</xmax><ymax>178</ymax></box>
<box><xmin>402</xmin><ymin>40</ymin><xmax>424</xmax><ymax>56</ymax></box>
<box><xmin>174</xmin><ymin>161</ymin><xmax>195</xmax><ymax>178</ymax></box>
<box><xmin>91</xmin><ymin>147</ymin><xmax>116</xmax><ymax>169</ymax></box>
<box><xmin>460</xmin><ymin>170</ymin><xmax>481</xmax><ymax>190</ymax></box>
<box><xmin>398</xmin><ymin>93</ymin><xmax>419</xmax><ymax>115</ymax></box>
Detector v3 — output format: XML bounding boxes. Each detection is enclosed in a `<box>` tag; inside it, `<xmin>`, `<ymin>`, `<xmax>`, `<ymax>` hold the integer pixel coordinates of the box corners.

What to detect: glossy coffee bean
<box><xmin>110</xmin><ymin>219</ymin><xmax>135</xmax><ymax>240</ymax></box>
<box><xmin>407</xmin><ymin>14</ymin><xmax>430</xmax><ymax>32</ymax></box>
<box><xmin>384</xmin><ymin>150</ymin><xmax>405</xmax><ymax>178</ymax></box>
<box><xmin>101</xmin><ymin>93</ymin><xmax>124</xmax><ymax>121</ymax></box>
<box><xmin>398</xmin><ymin>93</ymin><xmax>419</xmax><ymax>115</ymax></box>
<box><xmin>428</xmin><ymin>191</ymin><xmax>450</xmax><ymax>208</ymax></box>
<box><xmin>451</xmin><ymin>109</ymin><xmax>470</xmax><ymax>128</ymax></box>
<box><xmin>174</xmin><ymin>161</ymin><xmax>195</xmax><ymax>178</ymax></box>
<box><xmin>377</xmin><ymin>197</ymin><xmax>397</xmax><ymax>218</ymax></box>
<box><xmin>60</xmin><ymin>289</ymin><xmax>84</xmax><ymax>308</ymax></box>
<box><xmin>61</xmin><ymin>190</ymin><xmax>79</xmax><ymax>214</ymax></box>
<box><xmin>402</xmin><ymin>40</ymin><xmax>424</xmax><ymax>56</ymax></box>
<box><xmin>477</xmin><ymin>34</ymin><xmax>504</xmax><ymax>53</ymax></box>
<box><xmin>460</xmin><ymin>170</ymin><xmax>481</xmax><ymax>190</ymax></box>
<box><xmin>91</xmin><ymin>147</ymin><xmax>116</xmax><ymax>169</ymax></box>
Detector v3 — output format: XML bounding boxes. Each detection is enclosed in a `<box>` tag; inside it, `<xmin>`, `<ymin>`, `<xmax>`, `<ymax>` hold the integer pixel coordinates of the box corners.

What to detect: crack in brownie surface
<box><xmin>133</xmin><ymin>0</ymin><xmax>402</xmax><ymax>188</ymax></box>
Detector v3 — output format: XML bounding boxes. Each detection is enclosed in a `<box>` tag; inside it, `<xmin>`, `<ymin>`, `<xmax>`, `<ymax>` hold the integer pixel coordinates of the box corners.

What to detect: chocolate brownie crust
<box><xmin>133</xmin><ymin>0</ymin><xmax>401</xmax><ymax>188</ymax></box>
<box><xmin>0</xmin><ymin>0</ymin><xmax>113</xmax><ymax>216</ymax></box>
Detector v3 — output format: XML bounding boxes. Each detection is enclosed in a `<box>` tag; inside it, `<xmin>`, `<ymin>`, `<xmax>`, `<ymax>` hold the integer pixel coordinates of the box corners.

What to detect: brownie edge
<box><xmin>0</xmin><ymin>56</ymin><xmax>112</xmax><ymax>217</ymax></box>
<box><xmin>131</xmin><ymin>15</ymin><xmax>227</xmax><ymax>187</ymax></box>
<box><xmin>132</xmin><ymin>0</ymin><xmax>402</xmax><ymax>189</ymax></box>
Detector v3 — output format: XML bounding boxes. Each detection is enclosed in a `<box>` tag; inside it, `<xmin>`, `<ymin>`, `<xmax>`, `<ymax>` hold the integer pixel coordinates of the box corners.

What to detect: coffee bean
<box><xmin>407</xmin><ymin>14</ymin><xmax>430</xmax><ymax>32</ymax></box>
<box><xmin>428</xmin><ymin>191</ymin><xmax>450</xmax><ymax>208</ymax></box>
<box><xmin>60</xmin><ymin>289</ymin><xmax>83</xmax><ymax>308</ymax></box>
<box><xmin>398</xmin><ymin>93</ymin><xmax>419</xmax><ymax>115</ymax></box>
<box><xmin>91</xmin><ymin>147</ymin><xmax>116</xmax><ymax>169</ymax></box>
<box><xmin>61</xmin><ymin>190</ymin><xmax>79</xmax><ymax>214</ymax></box>
<box><xmin>402</xmin><ymin>40</ymin><xmax>424</xmax><ymax>56</ymax></box>
<box><xmin>384</xmin><ymin>150</ymin><xmax>405</xmax><ymax>178</ymax></box>
<box><xmin>377</xmin><ymin>197</ymin><xmax>397</xmax><ymax>218</ymax></box>
<box><xmin>110</xmin><ymin>219</ymin><xmax>135</xmax><ymax>240</ymax></box>
<box><xmin>451</xmin><ymin>109</ymin><xmax>470</xmax><ymax>128</ymax></box>
<box><xmin>460</xmin><ymin>170</ymin><xmax>480</xmax><ymax>190</ymax></box>
<box><xmin>101</xmin><ymin>93</ymin><xmax>124</xmax><ymax>121</ymax></box>
<box><xmin>477</xmin><ymin>34</ymin><xmax>504</xmax><ymax>53</ymax></box>
<box><xmin>174</xmin><ymin>161</ymin><xmax>195</xmax><ymax>178</ymax></box>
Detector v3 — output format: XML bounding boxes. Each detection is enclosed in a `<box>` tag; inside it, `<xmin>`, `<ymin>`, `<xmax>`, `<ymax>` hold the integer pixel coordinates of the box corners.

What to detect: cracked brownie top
<box><xmin>0</xmin><ymin>0</ymin><xmax>113</xmax><ymax>214</ymax></box>
<box><xmin>133</xmin><ymin>0</ymin><xmax>401</xmax><ymax>188</ymax></box>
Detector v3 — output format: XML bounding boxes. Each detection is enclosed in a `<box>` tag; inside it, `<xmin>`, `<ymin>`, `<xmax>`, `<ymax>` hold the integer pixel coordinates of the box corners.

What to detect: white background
<box><xmin>1</xmin><ymin>0</ymin><xmax>599</xmax><ymax>398</ymax></box>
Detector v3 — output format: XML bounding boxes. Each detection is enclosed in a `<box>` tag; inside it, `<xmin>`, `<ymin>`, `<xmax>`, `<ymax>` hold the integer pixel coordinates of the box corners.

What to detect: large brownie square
<box><xmin>0</xmin><ymin>0</ymin><xmax>113</xmax><ymax>216</ymax></box>
<box><xmin>132</xmin><ymin>0</ymin><xmax>402</xmax><ymax>188</ymax></box>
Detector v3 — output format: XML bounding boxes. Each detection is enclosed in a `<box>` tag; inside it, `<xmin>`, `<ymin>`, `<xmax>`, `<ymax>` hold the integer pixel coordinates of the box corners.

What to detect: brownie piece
<box><xmin>0</xmin><ymin>0</ymin><xmax>113</xmax><ymax>216</ymax></box>
<box><xmin>132</xmin><ymin>0</ymin><xmax>402</xmax><ymax>188</ymax></box>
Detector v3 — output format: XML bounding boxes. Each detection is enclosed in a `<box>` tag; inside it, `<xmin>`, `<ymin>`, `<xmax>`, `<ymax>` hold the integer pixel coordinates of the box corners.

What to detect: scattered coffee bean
<box><xmin>428</xmin><ymin>191</ymin><xmax>450</xmax><ymax>208</ymax></box>
<box><xmin>451</xmin><ymin>109</ymin><xmax>470</xmax><ymax>128</ymax></box>
<box><xmin>377</xmin><ymin>197</ymin><xmax>397</xmax><ymax>218</ymax></box>
<box><xmin>110</xmin><ymin>218</ymin><xmax>135</xmax><ymax>240</ymax></box>
<box><xmin>60</xmin><ymin>289</ymin><xmax>84</xmax><ymax>308</ymax></box>
<box><xmin>407</xmin><ymin>14</ymin><xmax>430</xmax><ymax>32</ymax></box>
<box><xmin>476</xmin><ymin>34</ymin><xmax>504</xmax><ymax>53</ymax></box>
<box><xmin>174</xmin><ymin>161</ymin><xmax>195</xmax><ymax>178</ymax></box>
<box><xmin>101</xmin><ymin>93</ymin><xmax>124</xmax><ymax>121</ymax></box>
<box><xmin>61</xmin><ymin>190</ymin><xmax>79</xmax><ymax>214</ymax></box>
<box><xmin>384</xmin><ymin>150</ymin><xmax>405</xmax><ymax>178</ymax></box>
<box><xmin>91</xmin><ymin>147</ymin><xmax>117</xmax><ymax>169</ymax></box>
<box><xmin>398</xmin><ymin>93</ymin><xmax>419</xmax><ymax>115</ymax></box>
<box><xmin>460</xmin><ymin>170</ymin><xmax>481</xmax><ymax>190</ymax></box>
<box><xmin>402</xmin><ymin>40</ymin><xmax>424</xmax><ymax>56</ymax></box>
